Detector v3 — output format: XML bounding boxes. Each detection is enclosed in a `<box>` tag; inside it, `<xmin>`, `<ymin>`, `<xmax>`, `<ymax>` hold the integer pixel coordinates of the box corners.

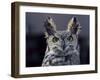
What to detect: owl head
<box><xmin>44</xmin><ymin>16</ymin><xmax>81</xmax><ymax>52</ymax></box>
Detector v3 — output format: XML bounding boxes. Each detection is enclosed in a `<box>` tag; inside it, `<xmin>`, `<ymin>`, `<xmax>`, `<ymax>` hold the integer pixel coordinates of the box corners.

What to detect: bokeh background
<box><xmin>26</xmin><ymin>12</ymin><xmax>89</xmax><ymax>67</ymax></box>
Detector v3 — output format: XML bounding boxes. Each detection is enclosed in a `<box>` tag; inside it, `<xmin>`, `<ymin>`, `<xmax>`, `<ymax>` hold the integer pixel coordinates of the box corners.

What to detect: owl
<box><xmin>42</xmin><ymin>16</ymin><xmax>81</xmax><ymax>66</ymax></box>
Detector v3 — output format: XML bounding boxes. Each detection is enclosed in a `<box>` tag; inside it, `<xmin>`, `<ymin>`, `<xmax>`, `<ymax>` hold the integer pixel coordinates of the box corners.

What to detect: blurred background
<box><xmin>26</xmin><ymin>12</ymin><xmax>89</xmax><ymax>67</ymax></box>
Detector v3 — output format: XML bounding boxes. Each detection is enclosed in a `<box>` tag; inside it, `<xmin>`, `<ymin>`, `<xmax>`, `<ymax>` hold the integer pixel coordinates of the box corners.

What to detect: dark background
<box><xmin>26</xmin><ymin>12</ymin><xmax>90</xmax><ymax>67</ymax></box>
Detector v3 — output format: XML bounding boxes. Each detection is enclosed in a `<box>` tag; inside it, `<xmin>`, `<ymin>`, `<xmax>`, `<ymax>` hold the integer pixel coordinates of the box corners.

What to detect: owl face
<box><xmin>46</xmin><ymin>31</ymin><xmax>78</xmax><ymax>52</ymax></box>
<box><xmin>44</xmin><ymin>16</ymin><xmax>81</xmax><ymax>52</ymax></box>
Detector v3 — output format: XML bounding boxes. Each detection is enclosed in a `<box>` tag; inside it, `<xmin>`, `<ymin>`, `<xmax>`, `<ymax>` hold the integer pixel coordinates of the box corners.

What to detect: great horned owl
<box><xmin>42</xmin><ymin>16</ymin><xmax>81</xmax><ymax>66</ymax></box>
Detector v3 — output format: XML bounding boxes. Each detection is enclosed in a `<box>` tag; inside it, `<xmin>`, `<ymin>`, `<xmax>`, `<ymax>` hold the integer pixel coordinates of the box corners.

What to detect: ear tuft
<box><xmin>67</xmin><ymin>17</ymin><xmax>81</xmax><ymax>35</ymax></box>
<box><xmin>44</xmin><ymin>17</ymin><xmax>57</xmax><ymax>36</ymax></box>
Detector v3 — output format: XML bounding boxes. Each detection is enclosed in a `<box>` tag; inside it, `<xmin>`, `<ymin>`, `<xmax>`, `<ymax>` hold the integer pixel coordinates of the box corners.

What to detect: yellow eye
<box><xmin>52</xmin><ymin>37</ymin><xmax>59</xmax><ymax>43</ymax></box>
<box><xmin>67</xmin><ymin>36</ymin><xmax>73</xmax><ymax>41</ymax></box>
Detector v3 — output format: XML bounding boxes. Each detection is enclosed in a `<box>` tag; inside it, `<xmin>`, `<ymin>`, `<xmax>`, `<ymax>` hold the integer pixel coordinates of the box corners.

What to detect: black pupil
<box><xmin>52</xmin><ymin>37</ymin><xmax>59</xmax><ymax>42</ymax></box>
<box><xmin>67</xmin><ymin>36</ymin><xmax>73</xmax><ymax>41</ymax></box>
